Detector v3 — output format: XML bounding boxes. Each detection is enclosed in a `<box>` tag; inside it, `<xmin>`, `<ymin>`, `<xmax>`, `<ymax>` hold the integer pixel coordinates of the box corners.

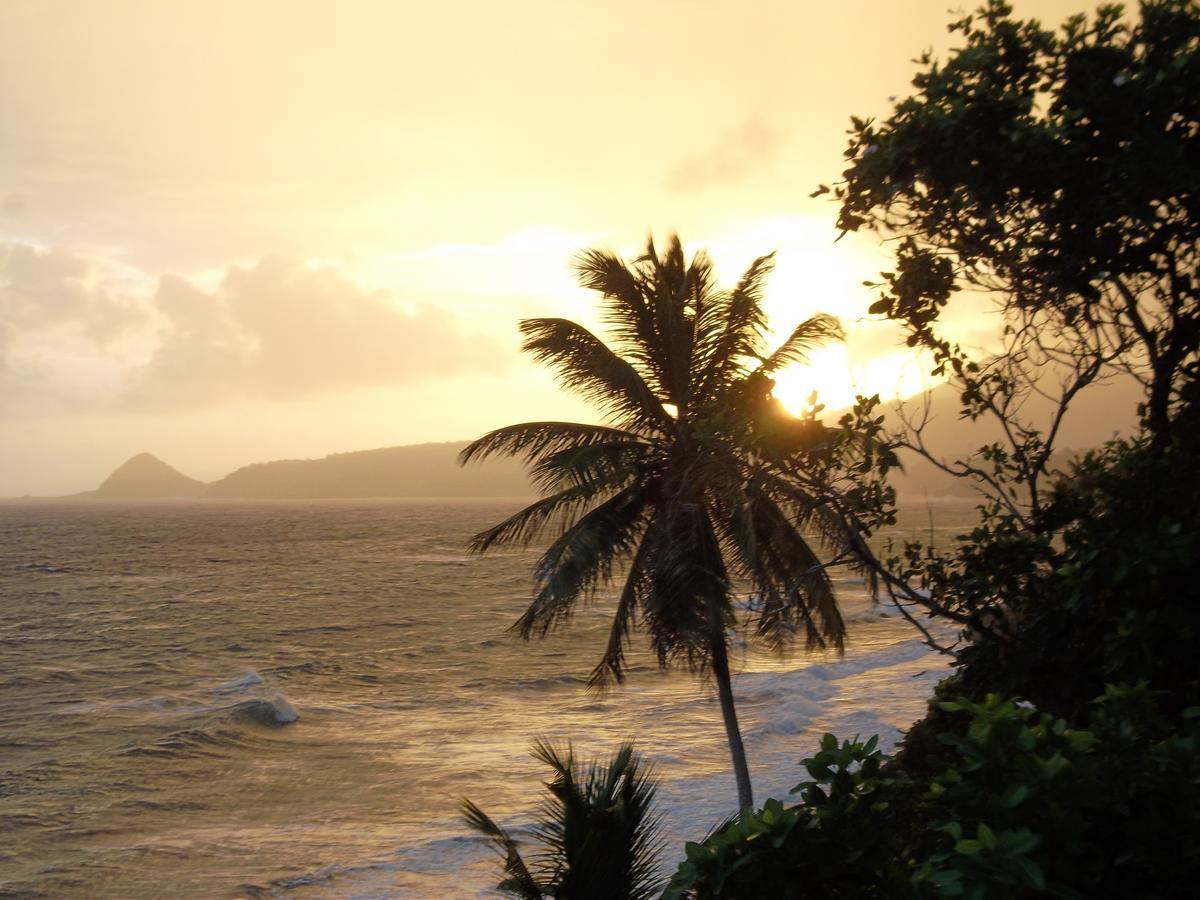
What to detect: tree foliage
<box><xmin>794</xmin><ymin>0</ymin><xmax>1200</xmax><ymax>654</ymax></box>
<box><xmin>660</xmin><ymin>410</ymin><xmax>1200</xmax><ymax>897</ymax></box>
<box><xmin>669</xmin><ymin>683</ymin><xmax>1200</xmax><ymax>898</ymax></box>
<box><xmin>831</xmin><ymin>0</ymin><xmax>1200</xmax><ymax>444</ymax></box>
<box><xmin>464</xmin><ymin>742</ymin><xmax>664</xmax><ymax>899</ymax></box>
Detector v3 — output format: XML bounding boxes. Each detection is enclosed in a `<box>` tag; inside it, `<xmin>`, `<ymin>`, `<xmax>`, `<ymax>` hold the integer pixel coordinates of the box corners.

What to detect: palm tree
<box><xmin>463</xmin><ymin>741</ymin><xmax>663</xmax><ymax>899</ymax></box>
<box><xmin>461</xmin><ymin>234</ymin><xmax>850</xmax><ymax>810</ymax></box>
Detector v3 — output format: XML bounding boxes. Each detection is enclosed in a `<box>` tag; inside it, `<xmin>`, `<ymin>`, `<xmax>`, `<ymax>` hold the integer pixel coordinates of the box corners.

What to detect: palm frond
<box><xmin>519</xmin><ymin>318</ymin><xmax>674</xmax><ymax>433</ymax></box>
<box><xmin>469</xmin><ymin>479</ymin><xmax>621</xmax><ymax>553</ymax></box>
<box><xmin>587</xmin><ymin>513</ymin><xmax>660</xmax><ymax>691</ymax></box>
<box><xmin>515</xmin><ymin>484</ymin><xmax>652</xmax><ymax>639</ymax></box>
<box><xmin>461</xmin><ymin>799</ymin><xmax>545</xmax><ymax>899</ymax></box>
<box><xmin>527</xmin><ymin>439</ymin><xmax>656</xmax><ymax>495</ymax></box>
<box><xmin>720</xmin><ymin>251</ymin><xmax>776</xmax><ymax>356</ymax></box>
<box><xmin>575</xmin><ymin>236</ymin><xmax>723</xmax><ymax>412</ymax></box>
<box><xmin>574</xmin><ymin>247</ymin><xmax>667</xmax><ymax>395</ymax></box>
<box><xmin>716</xmin><ymin>479</ymin><xmax>846</xmax><ymax>652</ymax></box>
<box><xmin>756</xmin><ymin>463</ymin><xmax>859</xmax><ymax>556</ymax></box>
<box><xmin>646</xmin><ymin>235</ymin><xmax>704</xmax><ymax>407</ymax></box>
<box><xmin>640</xmin><ymin>505</ymin><xmax>731</xmax><ymax>671</ymax></box>
<box><xmin>529</xmin><ymin>740</ymin><xmax>665</xmax><ymax>900</ymax></box>
<box><xmin>460</xmin><ymin>421</ymin><xmax>644</xmax><ymax>467</ymax></box>
<box><xmin>693</xmin><ymin>253</ymin><xmax>776</xmax><ymax>402</ymax></box>
<box><xmin>757</xmin><ymin>313</ymin><xmax>845</xmax><ymax>375</ymax></box>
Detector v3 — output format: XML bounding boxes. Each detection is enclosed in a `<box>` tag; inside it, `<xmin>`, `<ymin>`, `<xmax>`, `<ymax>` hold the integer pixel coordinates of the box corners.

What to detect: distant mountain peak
<box><xmin>95</xmin><ymin>453</ymin><xmax>206</xmax><ymax>499</ymax></box>
<box><xmin>123</xmin><ymin>451</ymin><xmax>166</xmax><ymax>466</ymax></box>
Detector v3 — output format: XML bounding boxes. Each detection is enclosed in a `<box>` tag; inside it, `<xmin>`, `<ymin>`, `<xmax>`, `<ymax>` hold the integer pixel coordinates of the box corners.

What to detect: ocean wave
<box><xmin>0</xmin><ymin>668</ymin><xmax>86</xmax><ymax>689</ymax></box>
<box><xmin>796</xmin><ymin>638</ymin><xmax>935</xmax><ymax>683</ymax></box>
<box><xmin>114</xmin><ymin>687</ymin><xmax>299</xmax><ymax>758</ymax></box>
<box><xmin>263</xmin><ymin>660</ymin><xmax>345</xmax><ymax>678</ymax></box>
<box><xmin>276</xmin><ymin>624</ymin><xmax>356</xmax><ymax>636</ymax></box>
<box><xmin>844</xmin><ymin>606</ymin><xmax>898</xmax><ymax>624</ymax></box>
<box><xmin>110</xmin><ymin>695</ymin><xmax>180</xmax><ymax>712</ymax></box>
<box><xmin>209</xmin><ymin>671</ymin><xmax>300</xmax><ymax>725</ymax></box>
<box><xmin>230</xmin><ymin>695</ymin><xmax>299</xmax><ymax>726</ymax></box>
<box><xmin>734</xmin><ymin>631</ymin><xmax>953</xmax><ymax>743</ymax></box>
<box><xmin>750</xmin><ymin>694</ymin><xmax>825</xmax><ymax>736</ymax></box>
<box><xmin>119</xmin><ymin>725</ymin><xmax>250</xmax><ymax>758</ymax></box>
<box><xmin>108</xmin><ymin>798</ymin><xmax>211</xmax><ymax>813</ymax></box>
<box><xmin>463</xmin><ymin>672</ymin><xmax>587</xmax><ymax>691</ymax></box>
<box><xmin>248</xmin><ymin>832</ymin><xmax>501</xmax><ymax>898</ymax></box>
<box><xmin>213</xmin><ymin>670</ymin><xmax>264</xmax><ymax>692</ymax></box>
<box><xmin>17</xmin><ymin>561</ymin><xmax>70</xmax><ymax>573</ymax></box>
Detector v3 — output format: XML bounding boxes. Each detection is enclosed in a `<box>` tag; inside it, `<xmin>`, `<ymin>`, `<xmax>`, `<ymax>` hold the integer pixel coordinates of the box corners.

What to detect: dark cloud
<box><xmin>664</xmin><ymin>117</ymin><xmax>781</xmax><ymax>193</ymax></box>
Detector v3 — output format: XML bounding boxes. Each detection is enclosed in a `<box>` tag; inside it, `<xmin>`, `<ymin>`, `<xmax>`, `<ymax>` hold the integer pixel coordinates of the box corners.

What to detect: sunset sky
<box><xmin>0</xmin><ymin>0</ymin><xmax>1085</xmax><ymax>495</ymax></box>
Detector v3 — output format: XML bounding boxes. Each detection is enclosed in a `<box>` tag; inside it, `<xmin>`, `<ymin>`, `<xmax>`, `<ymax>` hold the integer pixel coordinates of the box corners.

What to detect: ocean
<box><xmin>0</xmin><ymin>499</ymin><xmax>965</xmax><ymax>897</ymax></box>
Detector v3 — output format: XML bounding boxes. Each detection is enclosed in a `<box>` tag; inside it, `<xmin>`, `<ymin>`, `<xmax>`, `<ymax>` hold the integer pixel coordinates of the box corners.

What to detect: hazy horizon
<box><xmin>2</xmin><ymin>0</ymin><xmax>1092</xmax><ymax>494</ymax></box>
<box><xmin>10</xmin><ymin>362</ymin><xmax>1141</xmax><ymax>500</ymax></box>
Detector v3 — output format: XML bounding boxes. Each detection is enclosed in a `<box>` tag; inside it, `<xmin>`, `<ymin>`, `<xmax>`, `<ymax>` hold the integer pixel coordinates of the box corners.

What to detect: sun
<box><xmin>683</xmin><ymin>216</ymin><xmax>944</xmax><ymax>418</ymax></box>
<box><xmin>771</xmin><ymin>345</ymin><xmax>936</xmax><ymax>416</ymax></box>
<box><xmin>771</xmin><ymin>346</ymin><xmax>857</xmax><ymax>414</ymax></box>
<box><xmin>696</xmin><ymin>217</ymin><xmax>939</xmax><ymax>416</ymax></box>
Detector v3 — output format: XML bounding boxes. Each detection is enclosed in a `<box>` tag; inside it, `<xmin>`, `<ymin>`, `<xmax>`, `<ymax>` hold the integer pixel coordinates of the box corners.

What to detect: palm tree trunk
<box><xmin>711</xmin><ymin>637</ymin><xmax>753</xmax><ymax>811</ymax></box>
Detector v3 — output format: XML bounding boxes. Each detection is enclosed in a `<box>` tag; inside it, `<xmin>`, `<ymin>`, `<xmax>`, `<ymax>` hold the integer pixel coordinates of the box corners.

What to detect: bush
<box><xmin>953</xmin><ymin>416</ymin><xmax>1200</xmax><ymax>722</ymax></box>
<box><xmin>667</xmin><ymin>688</ymin><xmax>1200</xmax><ymax>898</ymax></box>
<box><xmin>665</xmin><ymin>735</ymin><xmax>910</xmax><ymax>899</ymax></box>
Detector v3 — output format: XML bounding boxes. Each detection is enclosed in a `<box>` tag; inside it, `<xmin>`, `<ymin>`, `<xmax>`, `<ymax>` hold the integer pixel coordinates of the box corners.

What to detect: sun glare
<box><xmin>771</xmin><ymin>346</ymin><xmax>936</xmax><ymax>416</ymax></box>
<box><xmin>772</xmin><ymin>346</ymin><xmax>857</xmax><ymax>413</ymax></box>
<box><xmin>696</xmin><ymin>217</ymin><xmax>940</xmax><ymax>417</ymax></box>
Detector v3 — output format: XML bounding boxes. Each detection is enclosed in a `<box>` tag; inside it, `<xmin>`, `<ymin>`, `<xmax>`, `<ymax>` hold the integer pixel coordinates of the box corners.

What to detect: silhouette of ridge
<box><xmin>94</xmin><ymin>453</ymin><xmax>207</xmax><ymax>499</ymax></box>
<box><xmin>201</xmin><ymin>441</ymin><xmax>532</xmax><ymax>499</ymax></box>
<box><xmin>46</xmin><ymin>376</ymin><xmax>1140</xmax><ymax>503</ymax></box>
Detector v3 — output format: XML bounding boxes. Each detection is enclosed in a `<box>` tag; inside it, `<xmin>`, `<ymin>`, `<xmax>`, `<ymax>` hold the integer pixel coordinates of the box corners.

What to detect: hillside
<box><xmin>93</xmin><ymin>453</ymin><xmax>207</xmax><ymax>499</ymax></box>
<box><xmin>880</xmin><ymin>376</ymin><xmax>1141</xmax><ymax>499</ymax></box>
<box><xmin>201</xmin><ymin>441</ymin><xmax>533</xmax><ymax>499</ymax></box>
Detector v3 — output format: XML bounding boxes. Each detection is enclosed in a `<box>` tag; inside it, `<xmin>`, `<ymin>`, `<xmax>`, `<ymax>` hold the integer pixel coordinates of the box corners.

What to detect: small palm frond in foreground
<box><xmin>462</xmin><ymin>741</ymin><xmax>664</xmax><ymax>900</ymax></box>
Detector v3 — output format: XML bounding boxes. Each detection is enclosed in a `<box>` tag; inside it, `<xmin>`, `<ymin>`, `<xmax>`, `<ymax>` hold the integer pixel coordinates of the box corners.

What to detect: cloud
<box><xmin>124</xmin><ymin>255</ymin><xmax>510</xmax><ymax>408</ymax></box>
<box><xmin>0</xmin><ymin>241</ymin><xmax>142</xmax><ymax>341</ymax></box>
<box><xmin>664</xmin><ymin>117</ymin><xmax>781</xmax><ymax>193</ymax></box>
<box><xmin>0</xmin><ymin>243</ymin><xmax>510</xmax><ymax>413</ymax></box>
<box><xmin>0</xmin><ymin>243</ymin><xmax>148</xmax><ymax>406</ymax></box>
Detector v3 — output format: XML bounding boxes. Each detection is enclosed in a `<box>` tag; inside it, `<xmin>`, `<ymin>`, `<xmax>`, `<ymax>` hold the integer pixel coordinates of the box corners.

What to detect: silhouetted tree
<box><xmin>461</xmin><ymin>235</ymin><xmax>851</xmax><ymax>810</ymax></box>
<box><xmin>662</xmin><ymin>4</ymin><xmax>1200</xmax><ymax>895</ymax></box>
<box><xmin>792</xmin><ymin>0</ymin><xmax>1200</xmax><ymax>649</ymax></box>
<box><xmin>830</xmin><ymin>0</ymin><xmax>1200</xmax><ymax>449</ymax></box>
<box><xmin>463</xmin><ymin>742</ymin><xmax>663</xmax><ymax>899</ymax></box>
